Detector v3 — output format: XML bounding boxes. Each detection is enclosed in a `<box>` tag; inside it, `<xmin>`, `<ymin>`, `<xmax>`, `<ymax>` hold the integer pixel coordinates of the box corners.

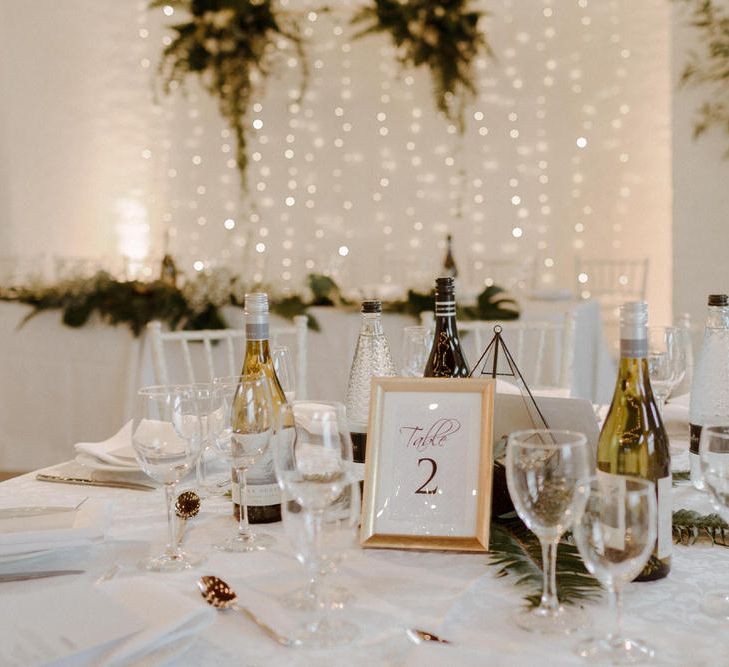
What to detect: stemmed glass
<box><xmin>272</xmin><ymin>346</ymin><xmax>296</xmax><ymax>402</ymax></box>
<box><xmin>699</xmin><ymin>425</ymin><xmax>729</xmax><ymax>618</ymax></box>
<box><xmin>281</xmin><ymin>482</ymin><xmax>360</xmax><ymax>611</ymax></box>
<box><xmin>505</xmin><ymin>429</ymin><xmax>591</xmax><ymax>633</ymax></box>
<box><xmin>211</xmin><ymin>375</ymin><xmax>275</xmax><ymax>552</ymax></box>
<box><xmin>573</xmin><ymin>476</ymin><xmax>657</xmax><ymax>663</ymax></box>
<box><xmin>647</xmin><ymin>326</ymin><xmax>686</xmax><ymax>411</ymax></box>
<box><xmin>273</xmin><ymin>401</ymin><xmax>356</xmax><ymax>648</ymax></box>
<box><xmin>400</xmin><ymin>325</ymin><xmax>432</xmax><ymax>377</ymax></box>
<box><xmin>132</xmin><ymin>385</ymin><xmax>205</xmax><ymax>572</ymax></box>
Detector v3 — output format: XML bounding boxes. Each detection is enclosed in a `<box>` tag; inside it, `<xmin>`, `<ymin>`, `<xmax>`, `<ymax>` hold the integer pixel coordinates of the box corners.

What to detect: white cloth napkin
<box><xmin>0</xmin><ymin>499</ymin><xmax>108</xmax><ymax>556</ymax></box>
<box><xmin>75</xmin><ymin>421</ymin><xmax>139</xmax><ymax>468</ymax></box>
<box><xmin>98</xmin><ymin>577</ymin><xmax>215</xmax><ymax>667</ymax></box>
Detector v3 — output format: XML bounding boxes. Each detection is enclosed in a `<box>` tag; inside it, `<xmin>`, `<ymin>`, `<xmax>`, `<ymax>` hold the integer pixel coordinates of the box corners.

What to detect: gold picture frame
<box><xmin>360</xmin><ymin>377</ymin><xmax>495</xmax><ymax>552</ymax></box>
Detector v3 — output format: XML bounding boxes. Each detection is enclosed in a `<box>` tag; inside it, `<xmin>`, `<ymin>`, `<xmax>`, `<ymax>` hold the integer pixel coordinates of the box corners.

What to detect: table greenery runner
<box><xmin>152</xmin><ymin>0</ymin><xmax>491</xmax><ymax>187</ymax></box>
<box><xmin>0</xmin><ymin>270</ymin><xmax>519</xmax><ymax>336</ymax></box>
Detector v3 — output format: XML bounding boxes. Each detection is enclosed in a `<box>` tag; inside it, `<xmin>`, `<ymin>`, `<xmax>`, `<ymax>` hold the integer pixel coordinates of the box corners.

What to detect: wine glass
<box><xmin>647</xmin><ymin>326</ymin><xmax>686</xmax><ymax>411</ymax></box>
<box><xmin>699</xmin><ymin>425</ymin><xmax>729</xmax><ymax>618</ymax></box>
<box><xmin>210</xmin><ymin>375</ymin><xmax>275</xmax><ymax>552</ymax></box>
<box><xmin>505</xmin><ymin>429</ymin><xmax>591</xmax><ymax>633</ymax></box>
<box><xmin>132</xmin><ymin>385</ymin><xmax>205</xmax><ymax>572</ymax></box>
<box><xmin>272</xmin><ymin>346</ymin><xmax>296</xmax><ymax>402</ymax></box>
<box><xmin>573</xmin><ymin>476</ymin><xmax>657</xmax><ymax>662</ymax></box>
<box><xmin>281</xmin><ymin>482</ymin><xmax>360</xmax><ymax>611</ymax></box>
<box><xmin>400</xmin><ymin>325</ymin><xmax>433</xmax><ymax>377</ymax></box>
<box><xmin>273</xmin><ymin>401</ymin><xmax>356</xmax><ymax>648</ymax></box>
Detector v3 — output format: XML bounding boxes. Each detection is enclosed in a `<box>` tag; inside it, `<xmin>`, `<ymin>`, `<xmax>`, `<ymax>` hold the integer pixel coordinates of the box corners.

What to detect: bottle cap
<box><xmin>619</xmin><ymin>301</ymin><xmax>648</xmax><ymax>356</ymax></box>
<box><xmin>435</xmin><ymin>276</ymin><xmax>455</xmax><ymax>293</ymax></box>
<box><xmin>244</xmin><ymin>292</ymin><xmax>268</xmax><ymax>314</ymax></box>
<box><xmin>708</xmin><ymin>294</ymin><xmax>729</xmax><ymax>307</ymax></box>
<box><xmin>361</xmin><ymin>300</ymin><xmax>382</xmax><ymax>314</ymax></box>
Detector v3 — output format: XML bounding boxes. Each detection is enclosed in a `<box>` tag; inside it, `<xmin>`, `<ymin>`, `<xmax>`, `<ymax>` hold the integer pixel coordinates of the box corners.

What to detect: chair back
<box><xmin>148</xmin><ymin>315</ymin><xmax>308</xmax><ymax>398</ymax></box>
<box><xmin>421</xmin><ymin>312</ymin><xmax>576</xmax><ymax>391</ymax></box>
<box><xmin>575</xmin><ymin>258</ymin><xmax>648</xmax><ymax>303</ymax></box>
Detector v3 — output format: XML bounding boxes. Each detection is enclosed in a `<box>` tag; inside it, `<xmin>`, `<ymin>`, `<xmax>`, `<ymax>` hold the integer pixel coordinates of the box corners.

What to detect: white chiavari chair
<box><xmin>148</xmin><ymin>316</ymin><xmax>308</xmax><ymax>398</ymax></box>
<box><xmin>575</xmin><ymin>258</ymin><xmax>649</xmax><ymax>304</ymax></box>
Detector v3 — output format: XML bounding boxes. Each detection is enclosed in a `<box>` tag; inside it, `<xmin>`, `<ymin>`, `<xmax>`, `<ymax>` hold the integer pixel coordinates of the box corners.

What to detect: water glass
<box><xmin>132</xmin><ymin>385</ymin><xmax>205</xmax><ymax>572</ymax></box>
<box><xmin>699</xmin><ymin>425</ymin><xmax>729</xmax><ymax>618</ymax></box>
<box><xmin>505</xmin><ymin>429</ymin><xmax>591</xmax><ymax>634</ymax></box>
<box><xmin>273</xmin><ymin>401</ymin><xmax>356</xmax><ymax>648</ymax></box>
<box><xmin>272</xmin><ymin>346</ymin><xmax>296</xmax><ymax>402</ymax></box>
<box><xmin>211</xmin><ymin>375</ymin><xmax>275</xmax><ymax>552</ymax></box>
<box><xmin>400</xmin><ymin>325</ymin><xmax>432</xmax><ymax>377</ymax></box>
<box><xmin>647</xmin><ymin>326</ymin><xmax>686</xmax><ymax>411</ymax></box>
<box><xmin>573</xmin><ymin>476</ymin><xmax>657</xmax><ymax>663</ymax></box>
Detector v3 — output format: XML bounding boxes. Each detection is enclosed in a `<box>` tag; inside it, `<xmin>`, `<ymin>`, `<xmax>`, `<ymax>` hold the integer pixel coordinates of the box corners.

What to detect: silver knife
<box><xmin>36</xmin><ymin>473</ymin><xmax>155</xmax><ymax>491</ymax></box>
<box><xmin>0</xmin><ymin>570</ymin><xmax>85</xmax><ymax>583</ymax></box>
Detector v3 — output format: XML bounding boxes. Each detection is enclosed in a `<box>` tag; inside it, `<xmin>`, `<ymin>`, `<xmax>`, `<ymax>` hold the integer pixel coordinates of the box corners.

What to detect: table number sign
<box><xmin>361</xmin><ymin>377</ymin><xmax>495</xmax><ymax>552</ymax></box>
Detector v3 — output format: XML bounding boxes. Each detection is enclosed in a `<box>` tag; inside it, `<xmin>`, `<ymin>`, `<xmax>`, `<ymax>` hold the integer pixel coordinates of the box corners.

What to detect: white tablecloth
<box><xmin>0</xmin><ymin>299</ymin><xmax>613</xmax><ymax>471</ymax></box>
<box><xmin>0</xmin><ymin>442</ymin><xmax>726</xmax><ymax>666</ymax></box>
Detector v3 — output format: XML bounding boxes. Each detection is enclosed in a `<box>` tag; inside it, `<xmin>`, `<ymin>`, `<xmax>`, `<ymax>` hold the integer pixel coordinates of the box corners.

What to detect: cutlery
<box><xmin>0</xmin><ymin>497</ymin><xmax>89</xmax><ymax>520</ymax></box>
<box><xmin>36</xmin><ymin>473</ymin><xmax>155</xmax><ymax>491</ymax></box>
<box><xmin>197</xmin><ymin>575</ymin><xmax>293</xmax><ymax>647</ymax></box>
<box><xmin>0</xmin><ymin>569</ymin><xmax>85</xmax><ymax>583</ymax></box>
<box><xmin>175</xmin><ymin>490</ymin><xmax>201</xmax><ymax>546</ymax></box>
<box><xmin>95</xmin><ymin>564</ymin><xmax>121</xmax><ymax>584</ymax></box>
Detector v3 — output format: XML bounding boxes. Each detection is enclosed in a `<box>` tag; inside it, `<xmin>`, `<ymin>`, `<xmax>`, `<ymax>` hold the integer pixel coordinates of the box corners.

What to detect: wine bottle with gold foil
<box><xmin>597</xmin><ymin>301</ymin><xmax>671</xmax><ymax>581</ymax></box>
<box><xmin>232</xmin><ymin>292</ymin><xmax>287</xmax><ymax>524</ymax></box>
<box><xmin>423</xmin><ymin>276</ymin><xmax>469</xmax><ymax>378</ymax></box>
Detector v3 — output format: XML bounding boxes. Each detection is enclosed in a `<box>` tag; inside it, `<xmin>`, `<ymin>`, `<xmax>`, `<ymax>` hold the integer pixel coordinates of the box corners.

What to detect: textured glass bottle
<box><xmin>689</xmin><ymin>294</ymin><xmax>729</xmax><ymax>489</ymax></box>
<box><xmin>345</xmin><ymin>300</ymin><xmax>396</xmax><ymax>462</ymax></box>
<box><xmin>597</xmin><ymin>301</ymin><xmax>671</xmax><ymax>581</ymax></box>
<box><xmin>423</xmin><ymin>276</ymin><xmax>469</xmax><ymax>378</ymax></box>
<box><xmin>232</xmin><ymin>292</ymin><xmax>287</xmax><ymax>523</ymax></box>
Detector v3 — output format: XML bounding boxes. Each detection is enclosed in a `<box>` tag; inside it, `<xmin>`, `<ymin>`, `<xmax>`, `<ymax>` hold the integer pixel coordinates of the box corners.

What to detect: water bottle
<box><xmin>689</xmin><ymin>294</ymin><xmax>729</xmax><ymax>490</ymax></box>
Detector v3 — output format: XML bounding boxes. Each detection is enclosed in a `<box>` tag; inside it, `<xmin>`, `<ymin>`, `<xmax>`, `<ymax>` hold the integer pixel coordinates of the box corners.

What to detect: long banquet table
<box><xmin>0</xmin><ymin>442</ymin><xmax>727</xmax><ymax>666</ymax></box>
<box><xmin>0</xmin><ymin>298</ymin><xmax>614</xmax><ymax>472</ymax></box>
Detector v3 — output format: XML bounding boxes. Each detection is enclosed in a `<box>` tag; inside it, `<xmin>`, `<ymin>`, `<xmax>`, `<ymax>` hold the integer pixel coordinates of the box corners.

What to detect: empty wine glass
<box><xmin>573</xmin><ymin>476</ymin><xmax>657</xmax><ymax>663</ymax></box>
<box><xmin>400</xmin><ymin>325</ymin><xmax>432</xmax><ymax>377</ymax></box>
<box><xmin>647</xmin><ymin>326</ymin><xmax>686</xmax><ymax>411</ymax></box>
<box><xmin>273</xmin><ymin>401</ymin><xmax>356</xmax><ymax>648</ymax></box>
<box><xmin>272</xmin><ymin>346</ymin><xmax>296</xmax><ymax>402</ymax></box>
<box><xmin>699</xmin><ymin>425</ymin><xmax>729</xmax><ymax>618</ymax></box>
<box><xmin>505</xmin><ymin>429</ymin><xmax>591</xmax><ymax>634</ymax></box>
<box><xmin>211</xmin><ymin>375</ymin><xmax>275</xmax><ymax>552</ymax></box>
<box><xmin>132</xmin><ymin>385</ymin><xmax>205</xmax><ymax>572</ymax></box>
<box><xmin>281</xmin><ymin>482</ymin><xmax>360</xmax><ymax>611</ymax></box>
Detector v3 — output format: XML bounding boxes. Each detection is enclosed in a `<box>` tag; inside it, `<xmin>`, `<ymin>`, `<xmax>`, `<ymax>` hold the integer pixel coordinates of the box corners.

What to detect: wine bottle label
<box><xmin>620</xmin><ymin>338</ymin><xmax>647</xmax><ymax>358</ymax></box>
<box><xmin>231</xmin><ymin>479</ymin><xmax>281</xmax><ymax>507</ymax></box>
<box><xmin>245</xmin><ymin>322</ymin><xmax>269</xmax><ymax>341</ymax></box>
<box><xmin>657</xmin><ymin>475</ymin><xmax>672</xmax><ymax>559</ymax></box>
<box><xmin>689</xmin><ymin>423</ymin><xmax>702</xmax><ymax>455</ymax></box>
<box><xmin>595</xmin><ymin>471</ymin><xmax>626</xmax><ymax>550</ymax></box>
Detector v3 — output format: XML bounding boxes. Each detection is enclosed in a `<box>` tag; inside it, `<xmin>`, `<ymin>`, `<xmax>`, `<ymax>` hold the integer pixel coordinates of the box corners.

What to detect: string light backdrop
<box><xmin>0</xmin><ymin>0</ymin><xmax>671</xmax><ymax>320</ymax></box>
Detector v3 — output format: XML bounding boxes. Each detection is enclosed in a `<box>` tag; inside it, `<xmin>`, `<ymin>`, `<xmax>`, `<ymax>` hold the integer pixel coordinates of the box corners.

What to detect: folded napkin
<box><xmin>75</xmin><ymin>421</ymin><xmax>139</xmax><ymax>469</ymax></box>
<box><xmin>0</xmin><ymin>499</ymin><xmax>108</xmax><ymax>556</ymax></box>
<box><xmin>98</xmin><ymin>577</ymin><xmax>215</xmax><ymax>667</ymax></box>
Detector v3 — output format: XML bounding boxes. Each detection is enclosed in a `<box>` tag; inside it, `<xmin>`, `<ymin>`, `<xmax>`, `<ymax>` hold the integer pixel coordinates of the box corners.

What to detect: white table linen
<box><xmin>0</xmin><ymin>430</ymin><xmax>726</xmax><ymax>666</ymax></box>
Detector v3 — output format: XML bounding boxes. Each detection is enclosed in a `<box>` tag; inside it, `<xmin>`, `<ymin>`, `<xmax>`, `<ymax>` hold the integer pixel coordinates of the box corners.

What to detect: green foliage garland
<box><xmin>352</xmin><ymin>0</ymin><xmax>493</xmax><ymax>131</ymax></box>
<box><xmin>676</xmin><ymin>0</ymin><xmax>729</xmax><ymax>154</ymax></box>
<box><xmin>152</xmin><ymin>0</ymin><xmax>307</xmax><ymax>189</ymax></box>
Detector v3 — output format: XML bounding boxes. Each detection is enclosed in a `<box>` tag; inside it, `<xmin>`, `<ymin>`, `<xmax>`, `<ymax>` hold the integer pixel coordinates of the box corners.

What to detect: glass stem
<box><xmin>306</xmin><ymin>509</ymin><xmax>328</xmax><ymax>632</ymax></box>
<box><xmin>539</xmin><ymin>538</ymin><xmax>560</xmax><ymax>612</ymax></box>
<box><xmin>610</xmin><ymin>585</ymin><xmax>623</xmax><ymax>640</ymax></box>
<box><xmin>164</xmin><ymin>483</ymin><xmax>180</xmax><ymax>559</ymax></box>
<box><xmin>196</xmin><ymin>452</ymin><xmax>205</xmax><ymax>492</ymax></box>
<box><xmin>236</xmin><ymin>466</ymin><xmax>251</xmax><ymax>539</ymax></box>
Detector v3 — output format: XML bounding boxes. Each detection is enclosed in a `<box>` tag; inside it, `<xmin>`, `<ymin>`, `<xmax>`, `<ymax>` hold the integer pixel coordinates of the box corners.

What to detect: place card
<box><xmin>361</xmin><ymin>377</ymin><xmax>495</xmax><ymax>552</ymax></box>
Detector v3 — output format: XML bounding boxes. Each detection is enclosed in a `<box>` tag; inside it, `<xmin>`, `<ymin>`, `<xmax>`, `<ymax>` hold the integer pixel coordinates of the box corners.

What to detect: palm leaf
<box><xmin>489</xmin><ymin>516</ymin><xmax>602</xmax><ymax>608</ymax></box>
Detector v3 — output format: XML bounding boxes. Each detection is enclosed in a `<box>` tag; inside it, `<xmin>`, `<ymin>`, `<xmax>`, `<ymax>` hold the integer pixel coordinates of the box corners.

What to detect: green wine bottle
<box><xmin>597</xmin><ymin>301</ymin><xmax>671</xmax><ymax>581</ymax></box>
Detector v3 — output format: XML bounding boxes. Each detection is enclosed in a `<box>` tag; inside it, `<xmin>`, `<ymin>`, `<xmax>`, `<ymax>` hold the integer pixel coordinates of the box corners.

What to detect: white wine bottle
<box><xmin>232</xmin><ymin>292</ymin><xmax>287</xmax><ymax>524</ymax></box>
<box><xmin>597</xmin><ymin>301</ymin><xmax>671</xmax><ymax>581</ymax></box>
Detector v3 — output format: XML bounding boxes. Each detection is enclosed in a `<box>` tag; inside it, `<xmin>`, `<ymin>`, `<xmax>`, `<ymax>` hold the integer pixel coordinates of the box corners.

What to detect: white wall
<box><xmin>672</xmin><ymin>3</ymin><xmax>729</xmax><ymax>330</ymax></box>
<box><xmin>0</xmin><ymin>1</ymin><xmax>672</xmax><ymax>323</ymax></box>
